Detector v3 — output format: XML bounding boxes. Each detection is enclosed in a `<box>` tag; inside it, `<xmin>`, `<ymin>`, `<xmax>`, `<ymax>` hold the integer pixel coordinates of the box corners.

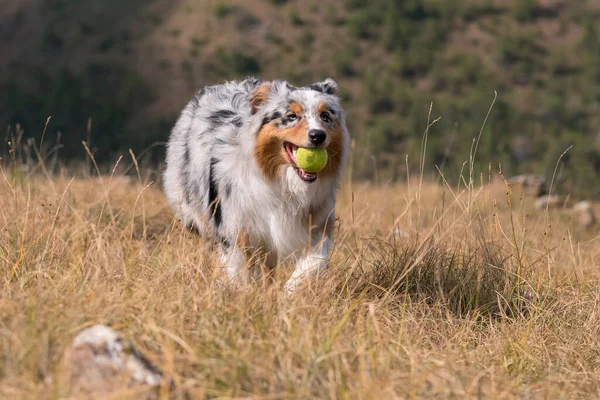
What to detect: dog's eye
<box><xmin>287</xmin><ymin>113</ymin><xmax>298</xmax><ymax>121</ymax></box>
<box><xmin>320</xmin><ymin>112</ymin><xmax>331</xmax><ymax>123</ymax></box>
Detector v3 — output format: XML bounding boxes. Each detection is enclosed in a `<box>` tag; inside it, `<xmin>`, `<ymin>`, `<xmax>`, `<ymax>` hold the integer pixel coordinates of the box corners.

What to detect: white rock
<box><xmin>67</xmin><ymin>325</ymin><xmax>162</xmax><ymax>397</ymax></box>
<box><xmin>509</xmin><ymin>174</ymin><xmax>547</xmax><ymax>197</ymax></box>
<box><xmin>535</xmin><ymin>194</ymin><xmax>562</xmax><ymax>210</ymax></box>
<box><xmin>571</xmin><ymin>201</ymin><xmax>596</xmax><ymax>229</ymax></box>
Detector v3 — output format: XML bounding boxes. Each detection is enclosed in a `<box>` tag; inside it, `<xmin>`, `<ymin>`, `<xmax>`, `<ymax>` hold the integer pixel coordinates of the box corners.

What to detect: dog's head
<box><xmin>252</xmin><ymin>79</ymin><xmax>348</xmax><ymax>184</ymax></box>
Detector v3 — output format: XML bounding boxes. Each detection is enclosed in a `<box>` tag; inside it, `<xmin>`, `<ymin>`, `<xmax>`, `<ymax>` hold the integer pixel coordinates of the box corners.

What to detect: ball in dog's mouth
<box><xmin>284</xmin><ymin>142</ymin><xmax>318</xmax><ymax>183</ymax></box>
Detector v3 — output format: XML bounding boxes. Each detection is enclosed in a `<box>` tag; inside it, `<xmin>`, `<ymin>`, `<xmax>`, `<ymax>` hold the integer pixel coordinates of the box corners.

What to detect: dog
<box><xmin>163</xmin><ymin>77</ymin><xmax>349</xmax><ymax>292</ymax></box>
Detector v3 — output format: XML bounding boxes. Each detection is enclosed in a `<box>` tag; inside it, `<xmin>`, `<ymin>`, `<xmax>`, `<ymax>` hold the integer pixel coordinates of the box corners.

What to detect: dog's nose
<box><xmin>308</xmin><ymin>129</ymin><xmax>327</xmax><ymax>146</ymax></box>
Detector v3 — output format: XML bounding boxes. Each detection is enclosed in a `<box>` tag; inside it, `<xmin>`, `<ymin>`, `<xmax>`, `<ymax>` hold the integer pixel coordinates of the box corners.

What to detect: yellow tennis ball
<box><xmin>296</xmin><ymin>148</ymin><xmax>328</xmax><ymax>173</ymax></box>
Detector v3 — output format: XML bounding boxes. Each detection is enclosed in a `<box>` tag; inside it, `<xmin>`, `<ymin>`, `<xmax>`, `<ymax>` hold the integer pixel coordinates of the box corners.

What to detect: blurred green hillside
<box><xmin>1</xmin><ymin>0</ymin><xmax>600</xmax><ymax>196</ymax></box>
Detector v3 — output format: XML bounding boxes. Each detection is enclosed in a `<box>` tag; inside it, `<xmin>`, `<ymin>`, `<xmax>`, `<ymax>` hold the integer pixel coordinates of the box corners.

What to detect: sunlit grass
<box><xmin>0</xmin><ymin>149</ymin><xmax>599</xmax><ymax>398</ymax></box>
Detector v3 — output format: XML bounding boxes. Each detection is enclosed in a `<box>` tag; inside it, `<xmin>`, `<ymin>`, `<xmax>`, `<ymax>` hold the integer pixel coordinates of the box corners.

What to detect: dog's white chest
<box><xmin>266</xmin><ymin>208</ymin><xmax>310</xmax><ymax>259</ymax></box>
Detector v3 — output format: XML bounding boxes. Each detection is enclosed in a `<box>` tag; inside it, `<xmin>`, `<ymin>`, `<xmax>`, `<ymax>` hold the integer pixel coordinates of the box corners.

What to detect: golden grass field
<box><xmin>1</xmin><ymin>158</ymin><xmax>600</xmax><ymax>399</ymax></box>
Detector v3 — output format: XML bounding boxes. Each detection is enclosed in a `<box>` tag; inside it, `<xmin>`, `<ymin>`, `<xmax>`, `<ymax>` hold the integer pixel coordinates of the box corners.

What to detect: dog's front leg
<box><xmin>217</xmin><ymin>242</ymin><xmax>247</xmax><ymax>283</ymax></box>
<box><xmin>284</xmin><ymin>234</ymin><xmax>331</xmax><ymax>294</ymax></box>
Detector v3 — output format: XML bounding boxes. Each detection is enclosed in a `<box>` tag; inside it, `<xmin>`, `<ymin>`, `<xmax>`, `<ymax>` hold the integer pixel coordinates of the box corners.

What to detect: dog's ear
<box><xmin>307</xmin><ymin>78</ymin><xmax>338</xmax><ymax>95</ymax></box>
<box><xmin>250</xmin><ymin>83</ymin><xmax>272</xmax><ymax>114</ymax></box>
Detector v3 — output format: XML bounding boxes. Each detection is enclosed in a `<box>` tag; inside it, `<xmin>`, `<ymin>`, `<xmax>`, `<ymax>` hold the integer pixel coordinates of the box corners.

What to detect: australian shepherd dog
<box><xmin>163</xmin><ymin>77</ymin><xmax>349</xmax><ymax>292</ymax></box>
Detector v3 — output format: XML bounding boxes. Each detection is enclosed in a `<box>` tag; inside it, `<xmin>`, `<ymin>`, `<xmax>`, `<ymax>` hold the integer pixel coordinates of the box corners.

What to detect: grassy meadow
<box><xmin>3</xmin><ymin>1</ymin><xmax>600</xmax><ymax>398</ymax></box>
<box><xmin>1</xmin><ymin>149</ymin><xmax>600</xmax><ymax>398</ymax></box>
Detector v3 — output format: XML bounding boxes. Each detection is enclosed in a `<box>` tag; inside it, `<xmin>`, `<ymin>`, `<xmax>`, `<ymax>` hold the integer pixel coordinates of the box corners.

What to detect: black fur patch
<box><xmin>306</xmin><ymin>81</ymin><xmax>337</xmax><ymax>95</ymax></box>
<box><xmin>220</xmin><ymin>237</ymin><xmax>231</xmax><ymax>249</ymax></box>
<box><xmin>208</xmin><ymin>158</ymin><xmax>222</xmax><ymax>229</ymax></box>
<box><xmin>187</xmin><ymin>223</ymin><xmax>200</xmax><ymax>235</ymax></box>
<box><xmin>245</xmin><ymin>77</ymin><xmax>261</xmax><ymax>88</ymax></box>
<box><xmin>208</xmin><ymin>109</ymin><xmax>238</xmax><ymax>127</ymax></box>
<box><xmin>260</xmin><ymin>111</ymin><xmax>282</xmax><ymax>128</ymax></box>
<box><xmin>232</xmin><ymin>116</ymin><xmax>243</xmax><ymax>127</ymax></box>
<box><xmin>182</xmin><ymin>145</ymin><xmax>191</xmax><ymax>204</ymax></box>
<box><xmin>195</xmin><ymin>88</ymin><xmax>207</xmax><ymax>99</ymax></box>
<box><xmin>261</xmin><ymin>116</ymin><xmax>271</xmax><ymax>127</ymax></box>
<box><xmin>190</xmin><ymin>88</ymin><xmax>206</xmax><ymax>112</ymax></box>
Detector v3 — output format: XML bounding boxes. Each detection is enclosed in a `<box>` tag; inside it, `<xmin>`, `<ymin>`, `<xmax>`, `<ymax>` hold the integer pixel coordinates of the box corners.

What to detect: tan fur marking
<box><xmin>254</xmin><ymin>119</ymin><xmax>309</xmax><ymax>181</ymax></box>
<box><xmin>317</xmin><ymin>102</ymin><xmax>330</xmax><ymax>115</ymax></box>
<box><xmin>289</xmin><ymin>102</ymin><xmax>304</xmax><ymax>115</ymax></box>
<box><xmin>250</xmin><ymin>83</ymin><xmax>272</xmax><ymax>114</ymax></box>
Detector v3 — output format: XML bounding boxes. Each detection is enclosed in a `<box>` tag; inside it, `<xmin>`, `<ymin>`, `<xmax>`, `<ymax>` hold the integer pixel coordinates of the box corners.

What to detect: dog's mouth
<box><xmin>284</xmin><ymin>142</ymin><xmax>318</xmax><ymax>183</ymax></box>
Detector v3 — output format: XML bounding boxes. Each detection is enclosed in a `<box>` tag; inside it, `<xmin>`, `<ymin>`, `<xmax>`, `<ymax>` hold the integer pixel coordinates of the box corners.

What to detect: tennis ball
<box><xmin>296</xmin><ymin>148</ymin><xmax>328</xmax><ymax>173</ymax></box>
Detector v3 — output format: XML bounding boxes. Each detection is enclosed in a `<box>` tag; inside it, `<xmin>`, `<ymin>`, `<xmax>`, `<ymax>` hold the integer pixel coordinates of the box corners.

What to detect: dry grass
<box><xmin>1</xmin><ymin>160</ymin><xmax>600</xmax><ymax>399</ymax></box>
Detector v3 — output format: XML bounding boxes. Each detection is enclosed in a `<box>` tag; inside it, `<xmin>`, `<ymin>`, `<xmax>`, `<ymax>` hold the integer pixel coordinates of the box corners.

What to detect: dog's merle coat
<box><xmin>164</xmin><ymin>78</ymin><xmax>349</xmax><ymax>292</ymax></box>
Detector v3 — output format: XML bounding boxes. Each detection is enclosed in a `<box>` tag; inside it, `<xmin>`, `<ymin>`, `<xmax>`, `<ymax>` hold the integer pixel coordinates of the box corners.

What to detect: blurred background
<box><xmin>1</xmin><ymin>0</ymin><xmax>599</xmax><ymax>196</ymax></box>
